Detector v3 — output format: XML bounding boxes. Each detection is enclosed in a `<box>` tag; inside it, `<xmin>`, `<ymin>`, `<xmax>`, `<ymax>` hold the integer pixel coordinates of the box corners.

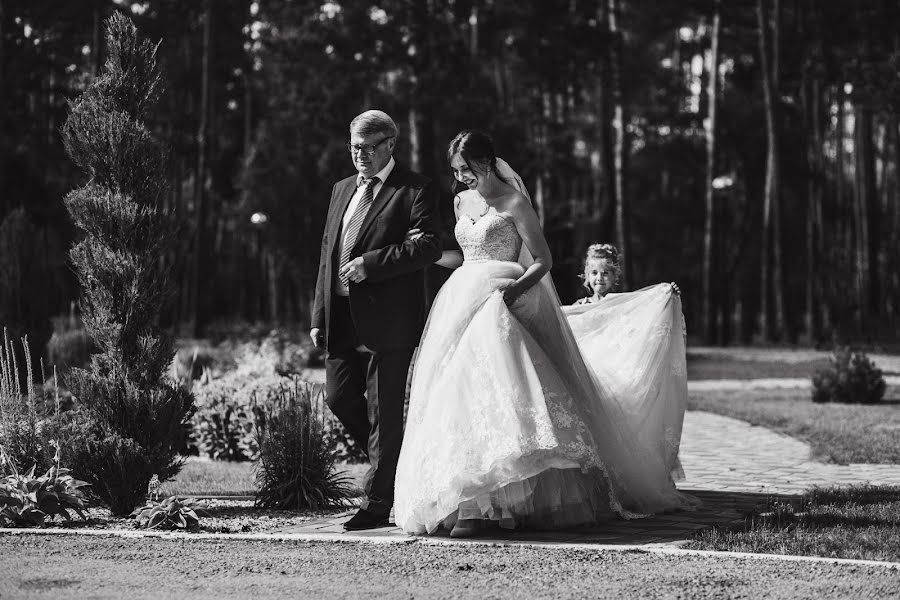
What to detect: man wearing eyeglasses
<box><xmin>311</xmin><ymin>109</ymin><xmax>442</xmax><ymax>531</ymax></box>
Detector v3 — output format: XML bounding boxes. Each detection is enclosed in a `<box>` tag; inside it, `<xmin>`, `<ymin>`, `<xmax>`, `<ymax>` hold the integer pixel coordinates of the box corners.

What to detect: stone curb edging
<box><xmin>3</xmin><ymin>527</ymin><xmax>898</xmax><ymax>571</ymax></box>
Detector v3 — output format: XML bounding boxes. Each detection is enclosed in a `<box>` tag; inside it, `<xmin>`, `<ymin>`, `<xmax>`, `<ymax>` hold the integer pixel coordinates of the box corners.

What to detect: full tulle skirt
<box><xmin>393</xmin><ymin>261</ymin><xmax>696</xmax><ymax>535</ymax></box>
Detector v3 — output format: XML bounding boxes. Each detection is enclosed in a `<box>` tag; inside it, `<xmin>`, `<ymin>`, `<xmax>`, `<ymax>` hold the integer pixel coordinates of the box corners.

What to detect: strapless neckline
<box><xmin>455</xmin><ymin>211</ymin><xmax>522</xmax><ymax>263</ymax></box>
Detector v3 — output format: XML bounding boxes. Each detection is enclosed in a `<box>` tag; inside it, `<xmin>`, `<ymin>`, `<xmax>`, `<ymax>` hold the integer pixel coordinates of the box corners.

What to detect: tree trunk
<box><xmin>702</xmin><ymin>0</ymin><xmax>721</xmax><ymax>342</ymax></box>
<box><xmin>800</xmin><ymin>70</ymin><xmax>819</xmax><ymax>343</ymax></box>
<box><xmin>190</xmin><ymin>0</ymin><xmax>212</xmax><ymax>337</ymax></box>
<box><xmin>607</xmin><ymin>0</ymin><xmax>629</xmax><ymax>288</ymax></box>
<box><xmin>755</xmin><ymin>0</ymin><xmax>784</xmax><ymax>340</ymax></box>
<box><xmin>855</xmin><ymin>104</ymin><xmax>879</xmax><ymax>318</ymax></box>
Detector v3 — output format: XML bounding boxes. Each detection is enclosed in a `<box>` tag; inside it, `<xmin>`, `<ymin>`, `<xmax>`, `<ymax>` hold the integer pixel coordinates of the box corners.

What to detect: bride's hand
<box><xmin>405</xmin><ymin>228</ymin><xmax>424</xmax><ymax>242</ymax></box>
<box><xmin>499</xmin><ymin>281</ymin><xmax>524</xmax><ymax>306</ymax></box>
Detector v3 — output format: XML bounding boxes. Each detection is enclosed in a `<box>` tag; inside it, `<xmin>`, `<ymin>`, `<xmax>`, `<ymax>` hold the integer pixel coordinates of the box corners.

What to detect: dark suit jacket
<box><xmin>312</xmin><ymin>163</ymin><xmax>442</xmax><ymax>352</ymax></box>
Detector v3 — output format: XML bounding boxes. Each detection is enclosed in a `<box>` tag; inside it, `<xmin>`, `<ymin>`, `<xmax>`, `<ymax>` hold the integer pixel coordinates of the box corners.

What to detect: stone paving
<box><xmin>271</xmin><ymin>374</ymin><xmax>900</xmax><ymax>547</ymax></box>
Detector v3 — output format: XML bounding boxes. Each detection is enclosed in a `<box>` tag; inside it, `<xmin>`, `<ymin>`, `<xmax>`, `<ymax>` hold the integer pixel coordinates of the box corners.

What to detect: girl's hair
<box><xmin>581</xmin><ymin>243</ymin><xmax>621</xmax><ymax>293</ymax></box>
<box><xmin>447</xmin><ymin>129</ymin><xmax>511</xmax><ymax>193</ymax></box>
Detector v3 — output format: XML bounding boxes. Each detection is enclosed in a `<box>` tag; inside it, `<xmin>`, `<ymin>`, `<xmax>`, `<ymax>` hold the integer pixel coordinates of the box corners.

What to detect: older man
<box><xmin>311</xmin><ymin>110</ymin><xmax>442</xmax><ymax>530</ymax></box>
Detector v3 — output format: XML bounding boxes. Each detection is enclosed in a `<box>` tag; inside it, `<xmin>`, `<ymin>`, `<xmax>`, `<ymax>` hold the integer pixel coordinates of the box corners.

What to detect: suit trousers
<box><xmin>325</xmin><ymin>294</ymin><xmax>413</xmax><ymax>517</ymax></box>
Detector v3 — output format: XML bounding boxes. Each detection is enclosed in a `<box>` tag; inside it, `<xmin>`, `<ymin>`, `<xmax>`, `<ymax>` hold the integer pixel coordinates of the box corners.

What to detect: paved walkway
<box><xmin>272</xmin><ymin>405</ymin><xmax>900</xmax><ymax>546</ymax></box>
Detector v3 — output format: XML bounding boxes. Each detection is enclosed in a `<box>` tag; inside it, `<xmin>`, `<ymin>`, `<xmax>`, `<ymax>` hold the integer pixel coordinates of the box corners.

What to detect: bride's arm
<box><xmin>502</xmin><ymin>193</ymin><xmax>553</xmax><ymax>304</ymax></box>
<box><xmin>406</xmin><ymin>195</ymin><xmax>464</xmax><ymax>269</ymax></box>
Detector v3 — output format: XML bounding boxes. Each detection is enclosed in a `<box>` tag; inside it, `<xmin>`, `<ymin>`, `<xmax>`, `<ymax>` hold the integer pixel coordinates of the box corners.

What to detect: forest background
<box><xmin>2</xmin><ymin>0</ymin><xmax>899</xmax><ymax>356</ymax></box>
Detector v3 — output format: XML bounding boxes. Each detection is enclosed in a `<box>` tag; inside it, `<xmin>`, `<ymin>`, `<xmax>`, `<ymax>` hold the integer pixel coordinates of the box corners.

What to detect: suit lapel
<box><xmin>328</xmin><ymin>177</ymin><xmax>358</xmax><ymax>251</ymax></box>
<box><xmin>353</xmin><ymin>167</ymin><xmax>403</xmax><ymax>248</ymax></box>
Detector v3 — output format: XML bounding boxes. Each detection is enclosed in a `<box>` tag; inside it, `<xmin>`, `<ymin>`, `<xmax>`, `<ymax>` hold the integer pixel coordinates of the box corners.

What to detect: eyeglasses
<box><xmin>346</xmin><ymin>136</ymin><xmax>394</xmax><ymax>155</ymax></box>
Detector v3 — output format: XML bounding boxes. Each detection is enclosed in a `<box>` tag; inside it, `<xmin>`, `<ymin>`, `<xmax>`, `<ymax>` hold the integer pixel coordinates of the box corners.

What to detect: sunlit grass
<box><xmin>158</xmin><ymin>456</ymin><xmax>368</xmax><ymax>497</ymax></box>
<box><xmin>688</xmin><ymin>485</ymin><xmax>900</xmax><ymax>562</ymax></box>
<box><xmin>686</xmin><ymin>355</ymin><xmax>831</xmax><ymax>380</ymax></box>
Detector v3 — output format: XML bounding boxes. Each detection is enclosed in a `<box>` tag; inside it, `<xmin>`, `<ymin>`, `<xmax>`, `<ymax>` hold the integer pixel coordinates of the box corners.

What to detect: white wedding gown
<box><xmin>393</xmin><ymin>209</ymin><xmax>697</xmax><ymax>534</ymax></box>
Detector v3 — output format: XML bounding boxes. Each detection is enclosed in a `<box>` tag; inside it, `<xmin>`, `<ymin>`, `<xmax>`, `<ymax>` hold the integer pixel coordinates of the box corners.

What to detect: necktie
<box><xmin>339</xmin><ymin>177</ymin><xmax>379</xmax><ymax>287</ymax></box>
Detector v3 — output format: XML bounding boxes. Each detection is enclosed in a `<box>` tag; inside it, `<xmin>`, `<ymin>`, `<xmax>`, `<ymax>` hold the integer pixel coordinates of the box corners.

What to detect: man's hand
<box><xmin>405</xmin><ymin>227</ymin><xmax>424</xmax><ymax>242</ymax></box>
<box><xmin>340</xmin><ymin>257</ymin><xmax>368</xmax><ymax>284</ymax></box>
<box><xmin>310</xmin><ymin>328</ymin><xmax>324</xmax><ymax>348</ymax></box>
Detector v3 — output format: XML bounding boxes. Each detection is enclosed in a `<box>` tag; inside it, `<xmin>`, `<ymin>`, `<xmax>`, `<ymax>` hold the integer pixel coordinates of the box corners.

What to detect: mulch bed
<box><xmin>39</xmin><ymin>499</ymin><xmax>354</xmax><ymax>534</ymax></box>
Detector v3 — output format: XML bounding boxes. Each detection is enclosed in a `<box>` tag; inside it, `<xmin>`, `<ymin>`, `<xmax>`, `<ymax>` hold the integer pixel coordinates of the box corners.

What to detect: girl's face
<box><xmin>450</xmin><ymin>153</ymin><xmax>488</xmax><ymax>191</ymax></box>
<box><xmin>585</xmin><ymin>257</ymin><xmax>616</xmax><ymax>297</ymax></box>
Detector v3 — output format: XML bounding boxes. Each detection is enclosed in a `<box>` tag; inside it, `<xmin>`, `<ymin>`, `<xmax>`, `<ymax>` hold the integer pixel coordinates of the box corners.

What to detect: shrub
<box><xmin>190</xmin><ymin>370</ymin><xmax>366</xmax><ymax>464</ymax></box>
<box><xmin>0</xmin><ymin>208</ymin><xmax>67</xmax><ymax>367</ymax></box>
<box><xmin>58</xmin><ymin>14</ymin><xmax>195</xmax><ymax>516</ymax></box>
<box><xmin>130</xmin><ymin>495</ymin><xmax>210</xmax><ymax>531</ymax></box>
<box><xmin>812</xmin><ymin>347</ymin><xmax>886</xmax><ymax>404</ymax></box>
<box><xmin>255</xmin><ymin>381</ymin><xmax>354</xmax><ymax>510</ymax></box>
<box><xmin>191</xmin><ymin>372</ymin><xmax>290</xmax><ymax>461</ymax></box>
<box><xmin>47</xmin><ymin>329</ymin><xmax>95</xmax><ymax>374</ymax></box>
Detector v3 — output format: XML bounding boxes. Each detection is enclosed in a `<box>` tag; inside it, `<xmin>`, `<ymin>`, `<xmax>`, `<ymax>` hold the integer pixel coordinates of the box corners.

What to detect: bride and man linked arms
<box><xmin>311</xmin><ymin>109</ymin><xmax>697</xmax><ymax>537</ymax></box>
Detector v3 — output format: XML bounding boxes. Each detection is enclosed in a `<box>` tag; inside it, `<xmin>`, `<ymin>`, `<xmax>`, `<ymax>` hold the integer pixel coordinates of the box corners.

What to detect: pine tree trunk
<box><xmin>855</xmin><ymin>105</ymin><xmax>879</xmax><ymax>318</ymax></box>
<box><xmin>191</xmin><ymin>0</ymin><xmax>212</xmax><ymax>337</ymax></box>
<box><xmin>755</xmin><ymin>0</ymin><xmax>784</xmax><ymax>340</ymax></box>
<box><xmin>770</xmin><ymin>0</ymin><xmax>786</xmax><ymax>339</ymax></box>
<box><xmin>702</xmin><ymin>0</ymin><xmax>721</xmax><ymax>343</ymax></box>
<box><xmin>801</xmin><ymin>71</ymin><xmax>817</xmax><ymax>343</ymax></box>
<box><xmin>607</xmin><ymin>0</ymin><xmax>629</xmax><ymax>288</ymax></box>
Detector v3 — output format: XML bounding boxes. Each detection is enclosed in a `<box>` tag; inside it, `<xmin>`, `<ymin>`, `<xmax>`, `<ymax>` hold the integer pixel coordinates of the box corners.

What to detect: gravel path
<box><xmin>2</xmin><ymin>534</ymin><xmax>898</xmax><ymax>600</ymax></box>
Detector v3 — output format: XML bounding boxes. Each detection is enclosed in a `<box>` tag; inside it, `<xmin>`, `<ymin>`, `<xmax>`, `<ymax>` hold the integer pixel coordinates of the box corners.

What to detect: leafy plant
<box><xmin>0</xmin><ymin>443</ymin><xmax>89</xmax><ymax>527</ymax></box>
<box><xmin>57</xmin><ymin>14</ymin><xmax>195</xmax><ymax>516</ymax></box>
<box><xmin>255</xmin><ymin>381</ymin><xmax>354</xmax><ymax>510</ymax></box>
<box><xmin>812</xmin><ymin>347</ymin><xmax>886</xmax><ymax>404</ymax></box>
<box><xmin>130</xmin><ymin>495</ymin><xmax>210</xmax><ymax>531</ymax></box>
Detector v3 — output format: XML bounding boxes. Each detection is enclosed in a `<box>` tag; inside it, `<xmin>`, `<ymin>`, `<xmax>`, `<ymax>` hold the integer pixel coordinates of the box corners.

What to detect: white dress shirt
<box><xmin>334</xmin><ymin>157</ymin><xmax>396</xmax><ymax>296</ymax></box>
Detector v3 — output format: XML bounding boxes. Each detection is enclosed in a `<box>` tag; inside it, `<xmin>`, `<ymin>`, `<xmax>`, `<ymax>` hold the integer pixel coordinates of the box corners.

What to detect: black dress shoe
<box><xmin>343</xmin><ymin>508</ymin><xmax>390</xmax><ymax>531</ymax></box>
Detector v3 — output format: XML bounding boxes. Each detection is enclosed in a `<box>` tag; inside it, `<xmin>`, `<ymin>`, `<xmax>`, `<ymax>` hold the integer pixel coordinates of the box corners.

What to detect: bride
<box><xmin>393</xmin><ymin>130</ymin><xmax>697</xmax><ymax>537</ymax></box>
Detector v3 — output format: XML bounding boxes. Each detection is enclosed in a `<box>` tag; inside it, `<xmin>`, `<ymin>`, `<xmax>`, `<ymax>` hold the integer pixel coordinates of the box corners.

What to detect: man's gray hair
<box><xmin>350</xmin><ymin>110</ymin><xmax>399</xmax><ymax>138</ymax></box>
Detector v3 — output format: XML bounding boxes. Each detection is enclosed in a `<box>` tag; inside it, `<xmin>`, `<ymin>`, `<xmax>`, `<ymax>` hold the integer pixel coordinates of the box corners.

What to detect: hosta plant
<box><xmin>130</xmin><ymin>495</ymin><xmax>211</xmax><ymax>531</ymax></box>
<box><xmin>0</xmin><ymin>444</ymin><xmax>90</xmax><ymax>527</ymax></box>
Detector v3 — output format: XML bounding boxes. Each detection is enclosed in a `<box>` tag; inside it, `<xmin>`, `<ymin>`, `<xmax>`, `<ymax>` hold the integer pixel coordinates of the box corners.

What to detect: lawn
<box><xmin>158</xmin><ymin>457</ymin><xmax>257</xmax><ymax>497</ymax></box>
<box><xmin>159</xmin><ymin>457</ymin><xmax>368</xmax><ymax>497</ymax></box>
<box><xmin>688</xmin><ymin>388</ymin><xmax>900</xmax><ymax>464</ymax></box>
<box><xmin>688</xmin><ymin>484</ymin><xmax>900</xmax><ymax>563</ymax></box>
<box><xmin>686</xmin><ymin>354</ymin><xmax>831</xmax><ymax>380</ymax></box>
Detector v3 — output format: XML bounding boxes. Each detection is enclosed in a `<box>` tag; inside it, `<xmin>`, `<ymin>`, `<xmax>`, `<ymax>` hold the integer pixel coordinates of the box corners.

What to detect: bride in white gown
<box><xmin>394</xmin><ymin>130</ymin><xmax>697</xmax><ymax>537</ymax></box>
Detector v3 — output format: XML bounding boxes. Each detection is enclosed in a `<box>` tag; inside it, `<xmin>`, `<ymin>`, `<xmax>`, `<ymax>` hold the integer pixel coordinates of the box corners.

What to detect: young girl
<box><xmin>574</xmin><ymin>243</ymin><xmax>620</xmax><ymax>304</ymax></box>
<box><xmin>574</xmin><ymin>243</ymin><xmax>679</xmax><ymax>304</ymax></box>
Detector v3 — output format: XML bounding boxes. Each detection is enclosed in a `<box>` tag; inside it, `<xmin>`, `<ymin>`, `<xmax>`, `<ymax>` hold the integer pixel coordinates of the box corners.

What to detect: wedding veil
<box><xmin>494</xmin><ymin>157</ymin><xmax>562</xmax><ymax>304</ymax></box>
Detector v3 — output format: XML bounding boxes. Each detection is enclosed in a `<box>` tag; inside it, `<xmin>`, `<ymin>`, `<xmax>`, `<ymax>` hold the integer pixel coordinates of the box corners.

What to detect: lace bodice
<box><xmin>455</xmin><ymin>212</ymin><xmax>523</xmax><ymax>262</ymax></box>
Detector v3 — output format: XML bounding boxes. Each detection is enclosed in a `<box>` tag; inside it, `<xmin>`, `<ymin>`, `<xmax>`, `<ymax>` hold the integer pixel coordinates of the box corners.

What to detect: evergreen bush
<box><xmin>58</xmin><ymin>13</ymin><xmax>194</xmax><ymax>516</ymax></box>
<box><xmin>812</xmin><ymin>347</ymin><xmax>886</xmax><ymax>405</ymax></box>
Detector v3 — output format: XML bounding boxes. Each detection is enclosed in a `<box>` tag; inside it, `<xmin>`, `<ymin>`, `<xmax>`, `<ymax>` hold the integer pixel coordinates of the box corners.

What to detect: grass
<box><xmin>158</xmin><ymin>456</ymin><xmax>368</xmax><ymax>497</ymax></box>
<box><xmin>688</xmin><ymin>388</ymin><xmax>900</xmax><ymax>464</ymax></box>
<box><xmin>686</xmin><ymin>354</ymin><xmax>831</xmax><ymax>380</ymax></box>
<box><xmin>688</xmin><ymin>484</ymin><xmax>900</xmax><ymax>562</ymax></box>
<box><xmin>159</xmin><ymin>457</ymin><xmax>257</xmax><ymax>497</ymax></box>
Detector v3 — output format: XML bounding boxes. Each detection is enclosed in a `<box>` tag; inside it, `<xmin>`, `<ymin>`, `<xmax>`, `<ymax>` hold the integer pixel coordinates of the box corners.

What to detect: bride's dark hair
<box><xmin>447</xmin><ymin>130</ymin><xmax>512</xmax><ymax>193</ymax></box>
